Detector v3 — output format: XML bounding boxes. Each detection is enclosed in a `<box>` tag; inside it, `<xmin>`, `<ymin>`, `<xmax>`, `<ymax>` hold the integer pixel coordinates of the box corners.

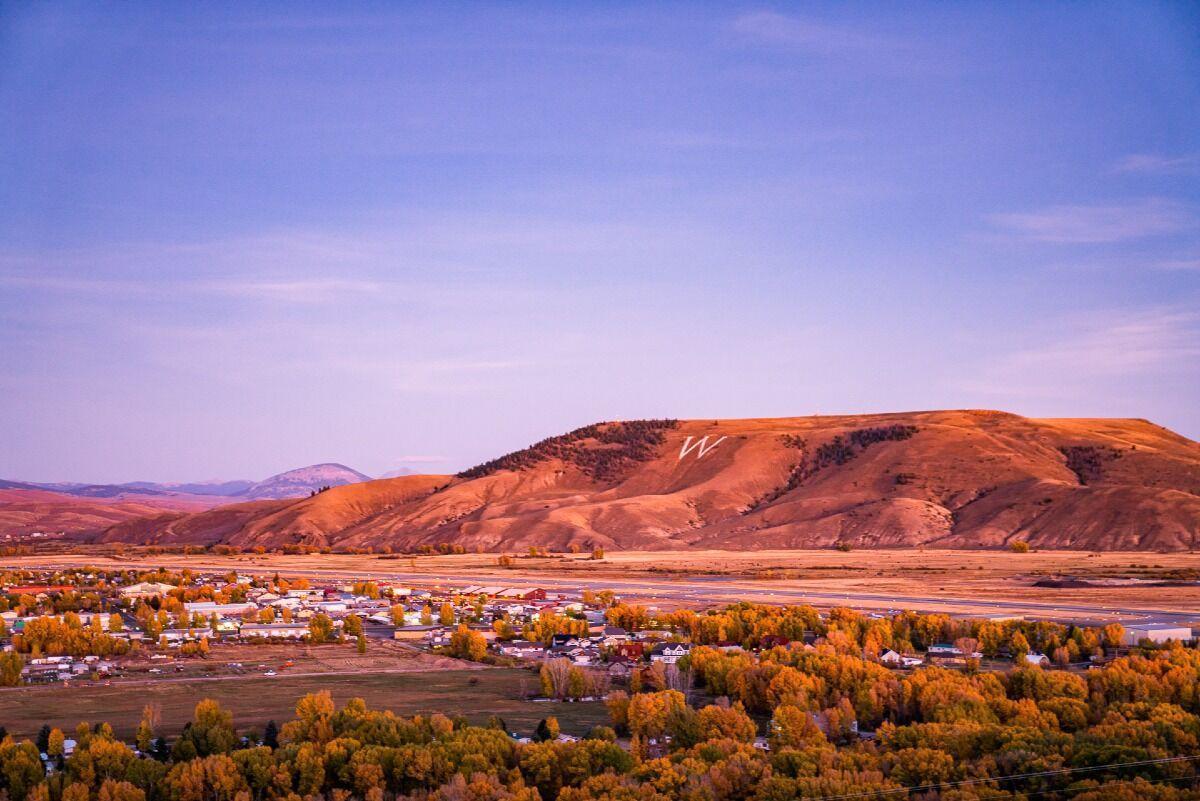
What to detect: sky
<box><xmin>1</xmin><ymin>2</ymin><xmax>1198</xmax><ymax>483</ymax></box>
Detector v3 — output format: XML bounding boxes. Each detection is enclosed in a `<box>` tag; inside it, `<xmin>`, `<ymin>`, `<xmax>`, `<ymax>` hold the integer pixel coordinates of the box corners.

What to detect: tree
<box><xmin>591</xmin><ymin>547</ymin><xmax>605</xmax><ymax>560</ymax></box>
<box><xmin>1102</xmin><ymin>623</ymin><xmax>1125</xmax><ymax>651</ymax></box>
<box><xmin>0</xmin><ymin>650</ymin><xmax>23</xmax><ymax>686</ymax></box>
<box><xmin>1010</xmin><ymin>631</ymin><xmax>1031</xmax><ymax>657</ymax></box>
<box><xmin>449</xmin><ymin>624</ymin><xmax>487</xmax><ymax>662</ymax></box>
<box><xmin>136</xmin><ymin>704</ymin><xmax>159</xmax><ymax>753</ymax></box>
<box><xmin>771</xmin><ymin>704</ymin><xmax>827</xmax><ymax>749</ymax></box>
<box><xmin>356</xmin><ymin>633</ymin><xmax>367</xmax><ymax>654</ymax></box>
<box><xmin>438</xmin><ymin>602</ymin><xmax>455</xmax><ymax>626</ymax></box>
<box><xmin>188</xmin><ymin>698</ymin><xmax>237</xmax><ymax>756</ymax></box>
<box><xmin>262</xmin><ymin>720</ymin><xmax>279</xmax><ymax>750</ymax></box>
<box><xmin>342</xmin><ymin>614</ymin><xmax>363</xmax><ymax>638</ymax></box>
<box><xmin>47</xmin><ymin>728</ymin><xmax>64</xmax><ymax>759</ymax></box>
<box><xmin>308</xmin><ymin>613</ymin><xmax>334</xmax><ymax>644</ymax></box>
<box><xmin>534</xmin><ymin>717</ymin><xmax>560</xmax><ymax>742</ymax></box>
<box><xmin>420</xmin><ymin>604</ymin><xmax>433</xmax><ymax>626</ymax></box>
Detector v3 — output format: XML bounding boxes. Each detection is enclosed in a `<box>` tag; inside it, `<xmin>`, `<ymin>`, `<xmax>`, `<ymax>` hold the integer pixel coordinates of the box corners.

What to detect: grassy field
<box><xmin>0</xmin><ymin>668</ymin><xmax>609</xmax><ymax>740</ymax></box>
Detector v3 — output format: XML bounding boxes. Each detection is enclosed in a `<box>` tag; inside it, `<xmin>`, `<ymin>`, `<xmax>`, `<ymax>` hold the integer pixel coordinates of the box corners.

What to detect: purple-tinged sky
<box><xmin>1</xmin><ymin>2</ymin><xmax>1198</xmax><ymax>483</ymax></box>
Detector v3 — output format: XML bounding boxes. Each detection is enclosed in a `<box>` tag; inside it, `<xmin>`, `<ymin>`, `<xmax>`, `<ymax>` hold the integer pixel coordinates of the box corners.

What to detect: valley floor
<box><xmin>7</xmin><ymin>548</ymin><xmax>1200</xmax><ymax>626</ymax></box>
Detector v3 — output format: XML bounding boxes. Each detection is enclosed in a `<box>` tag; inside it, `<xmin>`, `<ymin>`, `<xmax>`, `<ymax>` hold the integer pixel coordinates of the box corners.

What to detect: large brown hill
<box><xmin>95</xmin><ymin>411</ymin><xmax>1200</xmax><ymax>551</ymax></box>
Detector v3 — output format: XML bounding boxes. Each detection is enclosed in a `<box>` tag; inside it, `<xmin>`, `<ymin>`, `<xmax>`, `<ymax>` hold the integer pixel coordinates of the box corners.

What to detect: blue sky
<box><xmin>1</xmin><ymin>2</ymin><xmax>1198</xmax><ymax>482</ymax></box>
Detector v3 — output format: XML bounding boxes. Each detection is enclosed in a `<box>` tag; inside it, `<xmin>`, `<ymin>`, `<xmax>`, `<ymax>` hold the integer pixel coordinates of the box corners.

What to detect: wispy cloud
<box><xmin>1113</xmin><ymin>153</ymin><xmax>1200</xmax><ymax>175</ymax></box>
<box><xmin>955</xmin><ymin>309</ymin><xmax>1200</xmax><ymax>401</ymax></box>
<box><xmin>731</xmin><ymin>11</ymin><xmax>895</xmax><ymax>54</ymax></box>
<box><xmin>0</xmin><ymin>271</ymin><xmax>390</xmax><ymax>303</ymax></box>
<box><xmin>1156</xmin><ymin>258</ymin><xmax>1200</xmax><ymax>272</ymax></box>
<box><xmin>988</xmin><ymin>199</ymin><xmax>1197</xmax><ymax>244</ymax></box>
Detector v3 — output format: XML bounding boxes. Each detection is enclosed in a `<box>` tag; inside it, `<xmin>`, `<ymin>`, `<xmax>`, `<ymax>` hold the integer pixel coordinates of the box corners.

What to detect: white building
<box><xmin>648</xmin><ymin>643</ymin><xmax>691</xmax><ymax>664</ymax></box>
<box><xmin>1122</xmin><ymin>624</ymin><xmax>1193</xmax><ymax>646</ymax></box>
<box><xmin>121</xmin><ymin>582</ymin><xmax>177</xmax><ymax>599</ymax></box>
<box><xmin>239</xmin><ymin>623</ymin><xmax>309</xmax><ymax>639</ymax></box>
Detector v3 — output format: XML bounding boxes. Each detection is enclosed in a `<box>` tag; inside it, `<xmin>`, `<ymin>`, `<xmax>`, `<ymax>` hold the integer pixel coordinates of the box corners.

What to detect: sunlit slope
<box><xmin>96</xmin><ymin>411</ymin><xmax>1200</xmax><ymax>551</ymax></box>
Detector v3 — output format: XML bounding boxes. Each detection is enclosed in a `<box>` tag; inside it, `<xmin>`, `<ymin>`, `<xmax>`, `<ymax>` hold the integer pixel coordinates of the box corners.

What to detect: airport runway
<box><xmin>315</xmin><ymin>568</ymin><xmax>1200</xmax><ymax>628</ymax></box>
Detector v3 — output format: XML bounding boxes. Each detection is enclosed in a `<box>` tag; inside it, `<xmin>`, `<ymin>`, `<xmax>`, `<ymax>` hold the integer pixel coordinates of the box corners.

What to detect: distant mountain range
<box><xmin>0</xmin><ymin>463</ymin><xmax>374</xmax><ymax>534</ymax></box>
<box><xmin>1</xmin><ymin>463</ymin><xmax>371</xmax><ymax>502</ymax></box>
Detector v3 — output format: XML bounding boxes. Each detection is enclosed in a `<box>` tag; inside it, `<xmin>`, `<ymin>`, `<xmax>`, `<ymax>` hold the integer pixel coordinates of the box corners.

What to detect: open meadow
<box><xmin>0</xmin><ymin>666</ymin><xmax>609</xmax><ymax>740</ymax></box>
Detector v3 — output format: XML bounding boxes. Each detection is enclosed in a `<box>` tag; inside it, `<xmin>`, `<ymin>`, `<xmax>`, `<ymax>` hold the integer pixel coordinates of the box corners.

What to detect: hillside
<box><xmin>91</xmin><ymin>411</ymin><xmax>1200</xmax><ymax>551</ymax></box>
<box><xmin>0</xmin><ymin>489</ymin><xmax>219</xmax><ymax>536</ymax></box>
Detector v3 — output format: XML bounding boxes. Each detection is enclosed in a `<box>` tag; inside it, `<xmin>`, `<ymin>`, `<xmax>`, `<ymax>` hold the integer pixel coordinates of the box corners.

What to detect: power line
<box><xmin>810</xmin><ymin>753</ymin><xmax>1200</xmax><ymax>800</ymax></box>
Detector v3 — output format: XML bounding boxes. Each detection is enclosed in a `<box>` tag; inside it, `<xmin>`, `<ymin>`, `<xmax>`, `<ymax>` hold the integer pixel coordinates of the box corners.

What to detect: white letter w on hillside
<box><xmin>678</xmin><ymin>435</ymin><xmax>727</xmax><ymax>460</ymax></box>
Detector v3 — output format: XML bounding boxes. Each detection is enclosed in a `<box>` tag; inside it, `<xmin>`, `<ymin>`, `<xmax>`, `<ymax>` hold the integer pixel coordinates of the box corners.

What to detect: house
<box><xmin>550</xmin><ymin>634</ymin><xmax>583</xmax><ymax>651</ymax></box>
<box><xmin>1023</xmin><ymin>652</ymin><xmax>1050</xmax><ymax>667</ymax></box>
<box><xmin>607</xmin><ymin>658</ymin><xmax>634</xmax><ymax>679</ymax></box>
<box><xmin>879</xmin><ymin>650</ymin><xmax>924</xmax><ymax>668</ymax></box>
<box><xmin>565</xmin><ymin>645</ymin><xmax>600</xmax><ymax>665</ymax></box>
<box><xmin>1122</xmin><ymin>624</ymin><xmax>1193</xmax><ymax>646</ymax></box>
<box><xmin>648</xmin><ymin>642</ymin><xmax>691</xmax><ymax>664</ymax></box>
<box><xmin>928</xmin><ymin>643</ymin><xmax>983</xmax><ymax>659</ymax></box>
<box><xmin>635</xmin><ymin>630</ymin><xmax>673</xmax><ymax>641</ymax></box>
<box><xmin>499</xmin><ymin>640</ymin><xmax>546</xmax><ymax>659</ymax></box>
<box><xmin>613</xmin><ymin>642</ymin><xmax>644</xmax><ymax>660</ymax></box>
<box><xmin>601</xmin><ymin>626</ymin><xmax>629</xmax><ymax>644</ymax></box>
<box><xmin>760</xmin><ymin>635</ymin><xmax>790</xmax><ymax>649</ymax></box>
<box><xmin>239</xmin><ymin>623</ymin><xmax>309</xmax><ymax>639</ymax></box>
<box><xmin>426</xmin><ymin>629</ymin><xmax>453</xmax><ymax>648</ymax></box>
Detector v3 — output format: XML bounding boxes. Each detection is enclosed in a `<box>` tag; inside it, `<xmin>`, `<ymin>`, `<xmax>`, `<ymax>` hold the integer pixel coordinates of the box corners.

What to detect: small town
<box><xmin>2</xmin><ymin>566</ymin><xmax>1193</xmax><ymax>693</ymax></box>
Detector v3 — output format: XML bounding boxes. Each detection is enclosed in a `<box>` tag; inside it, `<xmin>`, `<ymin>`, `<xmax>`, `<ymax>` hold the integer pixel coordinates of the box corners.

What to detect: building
<box><xmin>394</xmin><ymin>625</ymin><xmax>438</xmax><ymax>641</ymax></box>
<box><xmin>879</xmin><ymin>650</ymin><xmax>924</xmax><ymax>668</ymax></box>
<box><xmin>648</xmin><ymin>642</ymin><xmax>691</xmax><ymax>664</ymax></box>
<box><xmin>601</xmin><ymin>626</ymin><xmax>629</xmax><ymax>644</ymax></box>
<box><xmin>1122</xmin><ymin>624</ymin><xmax>1193</xmax><ymax>646</ymax></box>
<box><xmin>613</xmin><ymin>642</ymin><xmax>644</xmax><ymax>660</ymax></box>
<box><xmin>120</xmin><ymin>582</ymin><xmax>177</xmax><ymax>599</ymax></box>
<box><xmin>184</xmin><ymin>601</ymin><xmax>257</xmax><ymax>617</ymax></box>
<box><xmin>497</xmin><ymin>588</ymin><xmax>547</xmax><ymax>601</ymax></box>
<box><xmin>239</xmin><ymin>623</ymin><xmax>309</xmax><ymax>639</ymax></box>
<box><xmin>498</xmin><ymin>640</ymin><xmax>546</xmax><ymax>659</ymax></box>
